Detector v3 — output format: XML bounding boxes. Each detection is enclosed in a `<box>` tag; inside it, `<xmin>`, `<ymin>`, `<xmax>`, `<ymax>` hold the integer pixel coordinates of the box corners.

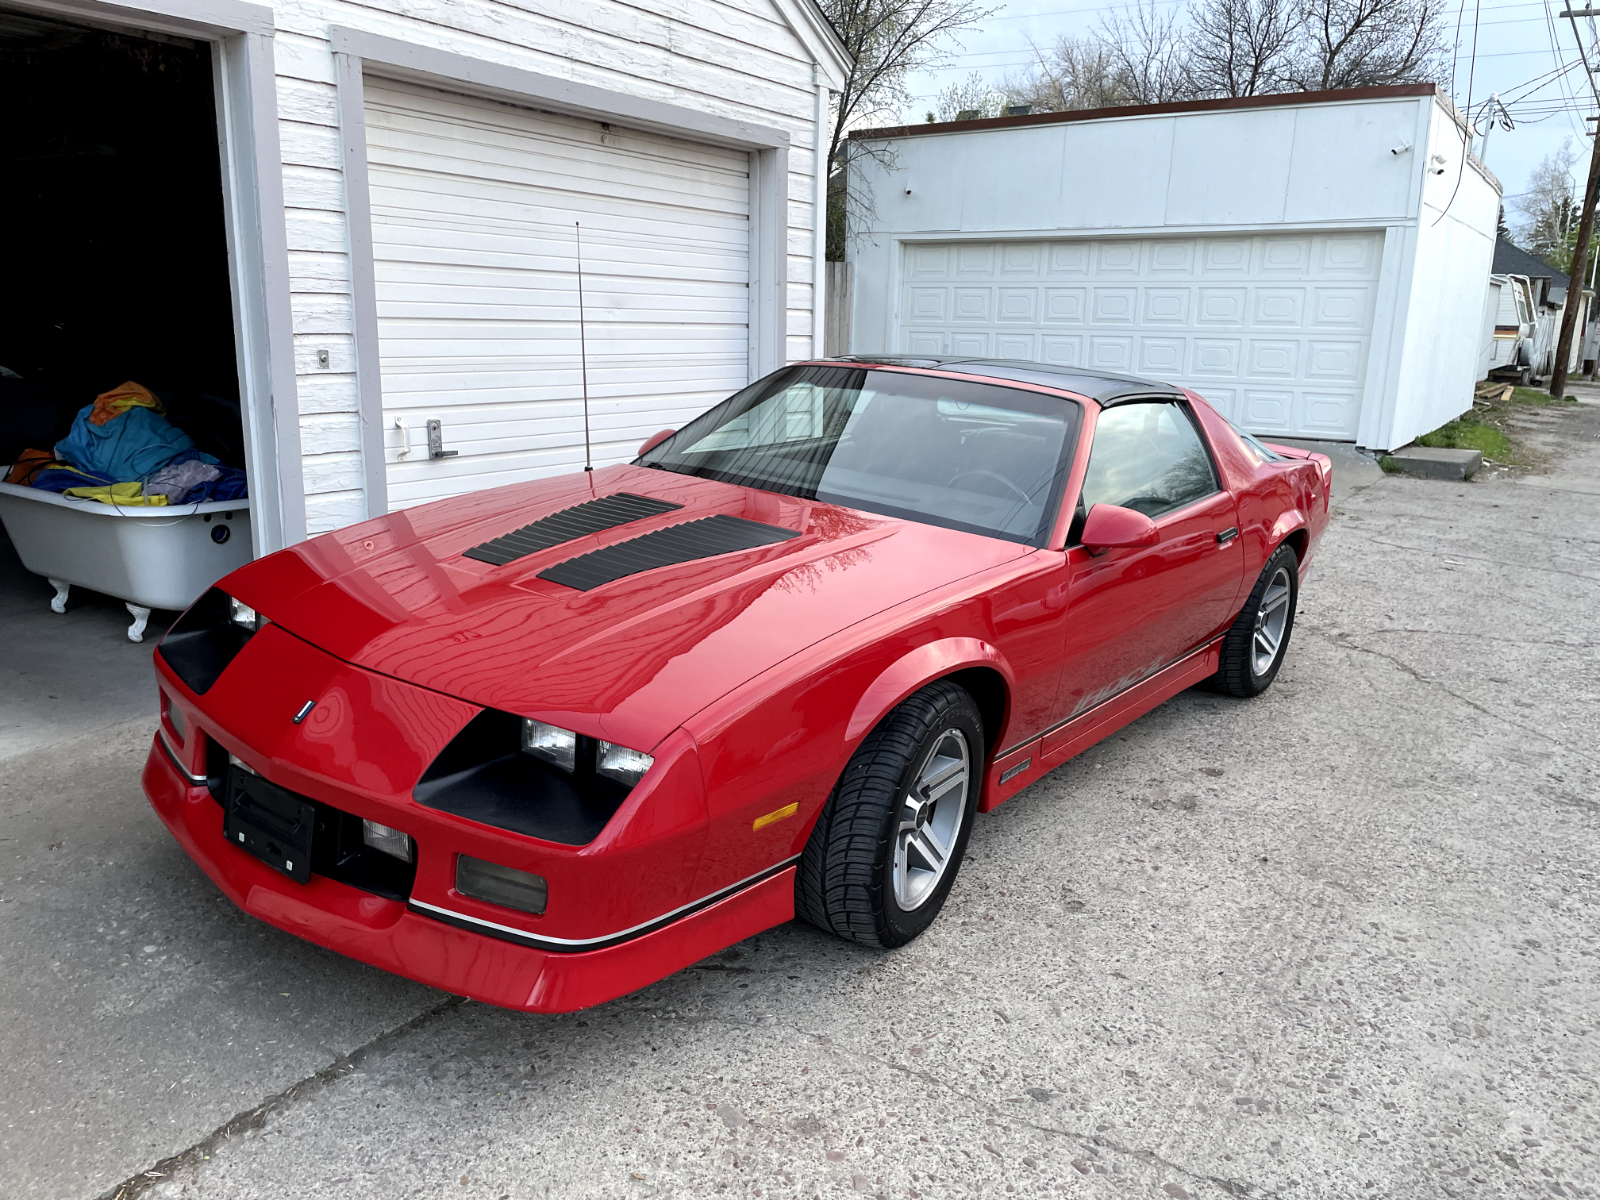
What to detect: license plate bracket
<box><xmin>222</xmin><ymin>766</ymin><xmax>315</xmax><ymax>884</ymax></box>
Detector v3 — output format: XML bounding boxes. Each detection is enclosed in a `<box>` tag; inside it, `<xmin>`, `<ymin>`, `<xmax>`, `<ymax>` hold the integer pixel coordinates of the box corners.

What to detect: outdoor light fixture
<box><xmin>455</xmin><ymin>855</ymin><xmax>548</xmax><ymax>915</ymax></box>
<box><xmin>596</xmin><ymin>741</ymin><xmax>654</xmax><ymax>787</ymax></box>
<box><xmin>361</xmin><ymin>820</ymin><xmax>414</xmax><ymax>863</ymax></box>
<box><xmin>521</xmin><ymin>719</ymin><xmax>577</xmax><ymax>772</ymax></box>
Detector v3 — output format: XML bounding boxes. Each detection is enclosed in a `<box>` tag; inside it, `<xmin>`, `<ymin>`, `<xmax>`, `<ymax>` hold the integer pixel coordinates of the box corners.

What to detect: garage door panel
<box><xmin>366</xmin><ymin>78</ymin><xmax>749</xmax><ymax>507</ymax></box>
<box><xmin>994</xmin><ymin>334</ymin><xmax>1036</xmax><ymax>358</ymax></box>
<box><xmin>895</xmin><ymin>231</ymin><xmax>1380</xmax><ymax>438</ymax></box>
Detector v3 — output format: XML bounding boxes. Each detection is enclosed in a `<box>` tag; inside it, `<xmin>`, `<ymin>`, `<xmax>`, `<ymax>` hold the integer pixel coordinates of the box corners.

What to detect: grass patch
<box><xmin>1415</xmin><ymin>415</ymin><xmax>1512</xmax><ymax>460</ymax></box>
<box><xmin>1506</xmin><ymin>386</ymin><xmax>1579</xmax><ymax>406</ymax></box>
<box><xmin>1379</xmin><ymin>455</ymin><xmax>1404</xmax><ymax>474</ymax></box>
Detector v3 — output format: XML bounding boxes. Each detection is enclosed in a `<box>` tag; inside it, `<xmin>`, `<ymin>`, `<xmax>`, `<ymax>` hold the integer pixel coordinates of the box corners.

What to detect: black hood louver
<box><xmin>537</xmin><ymin>515</ymin><xmax>800</xmax><ymax>591</ymax></box>
<box><xmin>461</xmin><ymin>492</ymin><xmax>682</xmax><ymax>567</ymax></box>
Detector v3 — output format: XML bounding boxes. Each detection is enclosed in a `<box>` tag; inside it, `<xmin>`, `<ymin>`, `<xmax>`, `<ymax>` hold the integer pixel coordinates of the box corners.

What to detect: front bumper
<box><xmin>143</xmin><ymin>738</ymin><xmax>794</xmax><ymax>1012</ymax></box>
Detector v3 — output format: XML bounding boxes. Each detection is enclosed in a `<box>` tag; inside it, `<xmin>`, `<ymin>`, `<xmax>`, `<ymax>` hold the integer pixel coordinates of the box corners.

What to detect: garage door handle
<box><xmin>1216</xmin><ymin>527</ymin><xmax>1239</xmax><ymax>544</ymax></box>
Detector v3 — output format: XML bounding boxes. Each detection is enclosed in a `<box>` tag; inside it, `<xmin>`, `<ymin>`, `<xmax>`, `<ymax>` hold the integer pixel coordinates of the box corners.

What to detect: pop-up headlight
<box><xmin>158</xmin><ymin>588</ymin><xmax>264</xmax><ymax>695</ymax></box>
<box><xmin>416</xmin><ymin>710</ymin><xmax>659</xmax><ymax>847</ymax></box>
<box><xmin>597</xmin><ymin>741</ymin><xmax>654</xmax><ymax>787</ymax></box>
<box><xmin>521</xmin><ymin>720</ymin><xmax>577</xmax><ymax>772</ymax></box>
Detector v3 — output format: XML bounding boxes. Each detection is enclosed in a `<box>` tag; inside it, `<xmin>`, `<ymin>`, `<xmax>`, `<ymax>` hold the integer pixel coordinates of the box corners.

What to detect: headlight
<box><xmin>415</xmin><ymin>710</ymin><xmax>658</xmax><ymax>846</ymax></box>
<box><xmin>158</xmin><ymin>589</ymin><xmax>262</xmax><ymax>695</ymax></box>
<box><xmin>521</xmin><ymin>719</ymin><xmax>577</xmax><ymax>772</ymax></box>
<box><xmin>597</xmin><ymin>740</ymin><xmax>654</xmax><ymax>787</ymax></box>
<box><xmin>228</xmin><ymin>597</ymin><xmax>268</xmax><ymax>632</ymax></box>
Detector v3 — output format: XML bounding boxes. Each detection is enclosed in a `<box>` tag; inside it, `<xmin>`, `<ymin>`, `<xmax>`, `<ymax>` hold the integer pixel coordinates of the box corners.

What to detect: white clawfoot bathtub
<box><xmin>0</xmin><ymin>476</ymin><xmax>252</xmax><ymax>641</ymax></box>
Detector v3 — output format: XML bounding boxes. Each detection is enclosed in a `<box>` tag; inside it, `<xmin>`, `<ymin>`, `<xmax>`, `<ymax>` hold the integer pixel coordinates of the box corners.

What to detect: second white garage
<box><xmin>847</xmin><ymin>85</ymin><xmax>1500</xmax><ymax>452</ymax></box>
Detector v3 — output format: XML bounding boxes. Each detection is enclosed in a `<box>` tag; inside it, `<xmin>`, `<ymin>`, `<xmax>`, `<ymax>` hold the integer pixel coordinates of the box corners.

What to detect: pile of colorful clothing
<box><xmin>4</xmin><ymin>382</ymin><xmax>248</xmax><ymax>507</ymax></box>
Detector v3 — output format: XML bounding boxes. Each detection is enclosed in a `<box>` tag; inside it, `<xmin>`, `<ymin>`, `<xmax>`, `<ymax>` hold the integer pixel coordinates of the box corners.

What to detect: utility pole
<box><xmin>1552</xmin><ymin>9</ymin><xmax>1600</xmax><ymax>396</ymax></box>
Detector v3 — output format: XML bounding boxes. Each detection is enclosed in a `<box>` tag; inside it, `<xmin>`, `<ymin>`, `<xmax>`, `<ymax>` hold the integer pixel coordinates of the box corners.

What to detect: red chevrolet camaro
<box><xmin>145</xmin><ymin>357</ymin><xmax>1329</xmax><ymax>1012</ymax></box>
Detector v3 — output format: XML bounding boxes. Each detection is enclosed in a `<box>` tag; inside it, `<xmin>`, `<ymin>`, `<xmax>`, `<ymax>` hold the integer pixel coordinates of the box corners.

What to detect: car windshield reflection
<box><xmin>638</xmin><ymin>365</ymin><xmax>1083</xmax><ymax>545</ymax></box>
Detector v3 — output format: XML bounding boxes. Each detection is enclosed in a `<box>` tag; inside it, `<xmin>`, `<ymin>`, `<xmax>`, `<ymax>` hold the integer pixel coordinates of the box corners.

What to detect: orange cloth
<box><xmin>88</xmin><ymin>381</ymin><xmax>164</xmax><ymax>426</ymax></box>
<box><xmin>4</xmin><ymin>449</ymin><xmax>57</xmax><ymax>486</ymax></box>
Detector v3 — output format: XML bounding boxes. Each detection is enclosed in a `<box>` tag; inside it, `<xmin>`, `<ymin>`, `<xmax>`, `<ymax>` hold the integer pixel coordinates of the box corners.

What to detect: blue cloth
<box><xmin>54</xmin><ymin>404</ymin><xmax>215</xmax><ymax>481</ymax></box>
<box><xmin>28</xmin><ymin>463</ymin><xmax>119</xmax><ymax>494</ymax></box>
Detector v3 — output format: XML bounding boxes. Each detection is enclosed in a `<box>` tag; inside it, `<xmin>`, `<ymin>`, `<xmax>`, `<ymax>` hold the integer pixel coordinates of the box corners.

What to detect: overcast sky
<box><xmin>896</xmin><ymin>0</ymin><xmax>1595</xmax><ymax>231</ymax></box>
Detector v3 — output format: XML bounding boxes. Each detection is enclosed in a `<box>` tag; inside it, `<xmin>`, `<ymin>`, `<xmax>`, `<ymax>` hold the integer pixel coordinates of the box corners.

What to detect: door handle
<box><xmin>426</xmin><ymin>418</ymin><xmax>459</xmax><ymax>459</ymax></box>
<box><xmin>1216</xmin><ymin>527</ymin><xmax>1239</xmax><ymax>544</ymax></box>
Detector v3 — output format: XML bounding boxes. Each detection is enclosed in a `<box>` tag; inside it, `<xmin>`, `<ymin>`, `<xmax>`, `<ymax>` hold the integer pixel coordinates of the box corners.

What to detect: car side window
<box><xmin>1078</xmin><ymin>401</ymin><xmax>1219</xmax><ymax>519</ymax></box>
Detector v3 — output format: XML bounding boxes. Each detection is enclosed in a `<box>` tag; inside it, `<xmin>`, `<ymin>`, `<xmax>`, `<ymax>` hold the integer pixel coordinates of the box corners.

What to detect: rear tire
<box><xmin>795</xmin><ymin>681</ymin><xmax>982</xmax><ymax>949</ymax></box>
<box><xmin>1210</xmin><ymin>544</ymin><xmax>1298</xmax><ymax>698</ymax></box>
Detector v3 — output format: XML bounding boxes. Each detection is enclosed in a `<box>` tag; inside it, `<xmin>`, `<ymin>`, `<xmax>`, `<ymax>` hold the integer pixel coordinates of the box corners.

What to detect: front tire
<box><xmin>1210</xmin><ymin>544</ymin><xmax>1298</xmax><ymax>697</ymax></box>
<box><xmin>795</xmin><ymin>681</ymin><xmax>982</xmax><ymax>948</ymax></box>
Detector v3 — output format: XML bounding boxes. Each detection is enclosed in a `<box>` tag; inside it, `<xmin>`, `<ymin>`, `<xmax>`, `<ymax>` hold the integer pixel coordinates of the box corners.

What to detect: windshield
<box><xmin>638</xmin><ymin>365</ymin><xmax>1082</xmax><ymax>545</ymax></box>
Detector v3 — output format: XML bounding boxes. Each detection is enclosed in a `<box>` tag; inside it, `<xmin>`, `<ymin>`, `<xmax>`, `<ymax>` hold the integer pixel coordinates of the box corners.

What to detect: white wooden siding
<box><xmin>270</xmin><ymin>0</ymin><xmax>826</xmax><ymax>533</ymax></box>
<box><xmin>896</xmin><ymin>232</ymin><xmax>1383</xmax><ymax>440</ymax></box>
<box><xmin>365</xmin><ymin>79</ymin><xmax>751</xmax><ymax>507</ymax></box>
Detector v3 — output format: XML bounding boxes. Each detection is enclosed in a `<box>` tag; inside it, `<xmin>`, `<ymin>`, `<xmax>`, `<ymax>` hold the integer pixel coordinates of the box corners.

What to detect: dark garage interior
<box><xmin>1</xmin><ymin>8</ymin><xmax>250</xmax><ymax>750</ymax></box>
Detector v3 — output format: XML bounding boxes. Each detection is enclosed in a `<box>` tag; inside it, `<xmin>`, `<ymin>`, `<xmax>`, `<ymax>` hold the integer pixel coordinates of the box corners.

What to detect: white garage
<box><xmin>898</xmin><ymin>232</ymin><xmax>1381</xmax><ymax>440</ymax></box>
<box><xmin>363</xmin><ymin>79</ymin><xmax>757</xmax><ymax>509</ymax></box>
<box><xmin>848</xmin><ymin>86</ymin><xmax>1500</xmax><ymax>451</ymax></box>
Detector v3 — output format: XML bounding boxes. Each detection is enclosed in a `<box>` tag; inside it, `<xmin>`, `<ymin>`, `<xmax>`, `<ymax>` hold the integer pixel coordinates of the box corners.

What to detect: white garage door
<box><xmin>897</xmin><ymin>233</ymin><xmax>1383</xmax><ymax>439</ymax></box>
<box><xmin>365</xmin><ymin>79</ymin><xmax>752</xmax><ymax>509</ymax></box>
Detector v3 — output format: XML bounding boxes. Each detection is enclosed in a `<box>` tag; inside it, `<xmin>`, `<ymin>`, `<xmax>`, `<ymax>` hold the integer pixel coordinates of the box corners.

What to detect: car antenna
<box><xmin>575</xmin><ymin>221</ymin><xmax>593</xmax><ymax>473</ymax></box>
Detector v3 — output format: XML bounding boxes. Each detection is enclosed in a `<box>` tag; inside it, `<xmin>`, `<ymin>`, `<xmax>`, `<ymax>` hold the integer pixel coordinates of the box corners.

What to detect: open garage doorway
<box><xmin>0</xmin><ymin>7</ymin><xmax>254</xmax><ymax>757</ymax></box>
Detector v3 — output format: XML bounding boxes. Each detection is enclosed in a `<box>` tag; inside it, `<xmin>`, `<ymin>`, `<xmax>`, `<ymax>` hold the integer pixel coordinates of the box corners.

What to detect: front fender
<box><xmin>844</xmin><ymin>638</ymin><xmax>1012</xmax><ymax>745</ymax></box>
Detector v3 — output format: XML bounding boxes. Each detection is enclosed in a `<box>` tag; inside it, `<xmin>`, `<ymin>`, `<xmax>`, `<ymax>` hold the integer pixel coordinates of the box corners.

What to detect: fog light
<box><xmin>456</xmin><ymin>855</ymin><xmax>547</xmax><ymax>915</ymax></box>
<box><xmin>521</xmin><ymin>719</ymin><xmax>576</xmax><ymax>772</ymax></box>
<box><xmin>362</xmin><ymin>819</ymin><xmax>414</xmax><ymax>863</ymax></box>
<box><xmin>228</xmin><ymin>596</ymin><xmax>266</xmax><ymax>631</ymax></box>
<box><xmin>597</xmin><ymin>740</ymin><xmax>654</xmax><ymax>787</ymax></box>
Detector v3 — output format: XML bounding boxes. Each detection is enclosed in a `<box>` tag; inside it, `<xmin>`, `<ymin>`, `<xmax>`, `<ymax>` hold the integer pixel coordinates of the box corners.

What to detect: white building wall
<box><xmin>1379</xmin><ymin>100</ymin><xmax>1501</xmax><ymax>450</ymax></box>
<box><xmin>848</xmin><ymin>92</ymin><xmax>1501</xmax><ymax>450</ymax></box>
<box><xmin>268</xmin><ymin>0</ymin><xmax>833</xmax><ymax>534</ymax></box>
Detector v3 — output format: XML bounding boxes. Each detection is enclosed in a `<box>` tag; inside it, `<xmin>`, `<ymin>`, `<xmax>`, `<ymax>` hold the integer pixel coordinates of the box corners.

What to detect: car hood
<box><xmin>225</xmin><ymin>465</ymin><xmax>1031</xmax><ymax>751</ymax></box>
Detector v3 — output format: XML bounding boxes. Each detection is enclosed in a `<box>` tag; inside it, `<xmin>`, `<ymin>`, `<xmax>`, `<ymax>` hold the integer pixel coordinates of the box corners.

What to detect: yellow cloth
<box><xmin>88</xmin><ymin>381</ymin><xmax>164</xmax><ymax>427</ymax></box>
<box><xmin>62</xmin><ymin>482</ymin><xmax>169</xmax><ymax>506</ymax></box>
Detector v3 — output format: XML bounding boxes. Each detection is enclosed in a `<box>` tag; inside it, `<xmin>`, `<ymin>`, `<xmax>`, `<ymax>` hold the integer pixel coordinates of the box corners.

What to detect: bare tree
<box><xmin>927</xmin><ymin>69</ymin><xmax>1007</xmax><ymax>121</ymax></box>
<box><xmin>822</xmin><ymin>0</ymin><xmax>995</xmax><ymax>258</ymax></box>
<box><xmin>1287</xmin><ymin>0</ymin><xmax>1447</xmax><ymax>91</ymax></box>
<box><xmin>1098</xmin><ymin>0</ymin><xmax>1194</xmax><ymax>104</ymax></box>
<box><xmin>1000</xmin><ymin>35</ymin><xmax>1121</xmax><ymax>113</ymax></box>
<box><xmin>1187</xmin><ymin>0</ymin><xmax>1301</xmax><ymax>97</ymax></box>
<box><xmin>1514</xmin><ymin>142</ymin><xmax>1582</xmax><ymax>270</ymax></box>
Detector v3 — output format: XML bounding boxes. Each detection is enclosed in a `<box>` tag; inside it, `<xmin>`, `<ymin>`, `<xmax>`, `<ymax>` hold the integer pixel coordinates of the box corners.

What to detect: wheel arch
<box><xmin>844</xmin><ymin>640</ymin><xmax>1014</xmax><ymax>760</ymax></box>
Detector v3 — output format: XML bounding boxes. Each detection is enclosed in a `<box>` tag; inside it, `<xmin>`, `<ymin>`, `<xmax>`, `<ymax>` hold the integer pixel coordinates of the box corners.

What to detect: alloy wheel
<box><xmin>1252</xmin><ymin>566</ymin><xmax>1293</xmax><ymax>677</ymax></box>
<box><xmin>892</xmin><ymin>729</ymin><xmax>970</xmax><ymax>911</ymax></box>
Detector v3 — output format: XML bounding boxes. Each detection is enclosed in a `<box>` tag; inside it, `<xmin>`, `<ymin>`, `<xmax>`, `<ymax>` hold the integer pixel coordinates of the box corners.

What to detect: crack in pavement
<box><xmin>1300</xmin><ymin>623</ymin><xmax>1600</xmax><ymax>773</ymax></box>
<box><xmin>786</xmin><ymin>1022</ymin><xmax>1275</xmax><ymax>1198</ymax></box>
<box><xmin>98</xmin><ymin>995</ymin><xmax>466</xmax><ymax>1200</ymax></box>
<box><xmin>1355</xmin><ymin>537</ymin><xmax>1600</xmax><ymax>583</ymax></box>
<box><xmin>1359</xmin><ymin>627</ymin><xmax>1600</xmax><ymax>649</ymax></box>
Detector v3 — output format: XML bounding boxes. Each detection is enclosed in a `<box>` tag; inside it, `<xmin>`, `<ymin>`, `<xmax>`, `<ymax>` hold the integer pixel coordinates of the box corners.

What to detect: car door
<box><xmin>1053</xmin><ymin>398</ymin><xmax>1246</xmax><ymax>724</ymax></box>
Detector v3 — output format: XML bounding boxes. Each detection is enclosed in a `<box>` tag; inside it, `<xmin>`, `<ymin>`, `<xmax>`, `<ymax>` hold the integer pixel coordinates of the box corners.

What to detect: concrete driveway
<box><xmin>2</xmin><ymin>402</ymin><xmax>1596</xmax><ymax>1200</ymax></box>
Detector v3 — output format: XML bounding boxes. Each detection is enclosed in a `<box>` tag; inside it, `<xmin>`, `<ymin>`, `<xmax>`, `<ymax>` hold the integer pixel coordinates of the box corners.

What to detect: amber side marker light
<box><xmin>456</xmin><ymin>855</ymin><xmax>548</xmax><ymax>916</ymax></box>
<box><xmin>751</xmin><ymin>802</ymin><xmax>799</xmax><ymax>832</ymax></box>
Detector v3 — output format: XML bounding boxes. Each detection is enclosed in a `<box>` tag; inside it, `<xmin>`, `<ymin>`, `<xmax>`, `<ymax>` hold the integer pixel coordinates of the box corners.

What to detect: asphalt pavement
<box><xmin>1</xmin><ymin>400</ymin><xmax>1596</xmax><ymax>1200</ymax></box>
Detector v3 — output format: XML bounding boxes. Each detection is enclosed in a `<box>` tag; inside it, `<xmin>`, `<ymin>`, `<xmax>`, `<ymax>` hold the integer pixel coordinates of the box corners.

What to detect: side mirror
<box><xmin>637</xmin><ymin>428</ymin><xmax>676</xmax><ymax>457</ymax></box>
<box><xmin>1080</xmin><ymin>503</ymin><xmax>1159</xmax><ymax>552</ymax></box>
